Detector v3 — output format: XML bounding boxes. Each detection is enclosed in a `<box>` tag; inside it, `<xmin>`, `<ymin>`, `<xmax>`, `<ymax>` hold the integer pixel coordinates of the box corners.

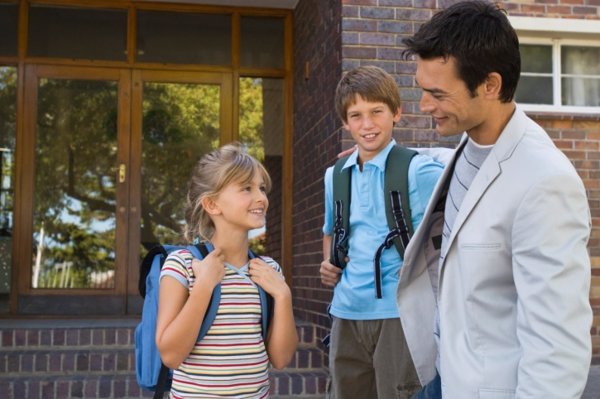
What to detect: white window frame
<box><xmin>509</xmin><ymin>16</ymin><xmax>600</xmax><ymax>114</ymax></box>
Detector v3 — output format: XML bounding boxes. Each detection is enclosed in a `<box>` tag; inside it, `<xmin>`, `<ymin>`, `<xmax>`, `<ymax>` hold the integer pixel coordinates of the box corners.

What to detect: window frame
<box><xmin>510</xmin><ymin>16</ymin><xmax>600</xmax><ymax>114</ymax></box>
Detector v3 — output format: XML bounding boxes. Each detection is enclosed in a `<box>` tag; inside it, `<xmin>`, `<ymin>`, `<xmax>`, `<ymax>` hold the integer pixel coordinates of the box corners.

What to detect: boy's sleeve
<box><xmin>322</xmin><ymin>166</ymin><xmax>334</xmax><ymax>235</ymax></box>
<box><xmin>408</xmin><ymin>154</ymin><xmax>444</xmax><ymax>231</ymax></box>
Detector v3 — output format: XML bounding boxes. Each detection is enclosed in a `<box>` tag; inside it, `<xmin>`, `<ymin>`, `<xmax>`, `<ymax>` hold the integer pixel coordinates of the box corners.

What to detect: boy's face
<box><xmin>343</xmin><ymin>95</ymin><xmax>400</xmax><ymax>164</ymax></box>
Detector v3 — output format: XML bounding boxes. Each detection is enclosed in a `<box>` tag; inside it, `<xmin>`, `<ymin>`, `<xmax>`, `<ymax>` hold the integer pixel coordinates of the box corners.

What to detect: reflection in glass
<box><xmin>515</xmin><ymin>76</ymin><xmax>553</xmax><ymax>105</ymax></box>
<box><xmin>137</xmin><ymin>11</ymin><xmax>231</xmax><ymax>65</ymax></box>
<box><xmin>562</xmin><ymin>46</ymin><xmax>600</xmax><ymax>75</ymax></box>
<box><xmin>140</xmin><ymin>82</ymin><xmax>220</xmax><ymax>254</ymax></box>
<box><xmin>33</xmin><ymin>79</ymin><xmax>118</xmax><ymax>289</ymax></box>
<box><xmin>0</xmin><ymin>3</ymin><xmax>18</xmax><ymax>56</ymax></box>
<box><xmin>520</xmin><ymin>44</ymin><xmax>552</xmax><ymax>74</ymax></box>
<box><xmin>28</xmin><ymin>5</ymin><xmax>127</xmax><ymax>61</ymax></box>
<box><xmin>562</xmin><ymin>46</ymin><xmax>600</xmax><ymax>107</ymax></box>
<box><xmin>0</xmin><ymin>66</ymin><xmax>16</xmax><ymax>311</ymax></box>
<box><xmin>238</xmin><ymin>77</ymin><xmax>283</xmax><ymax>259</ymax></box>
<box><xmin>562</xmin><ymin>77</ymin><xmax>600</xmax><ymax>107</ymax></box>
<box><xmin>240</xmin><ymin>17</ymin><xmax>284</xmax><ymax>69</ymax></box>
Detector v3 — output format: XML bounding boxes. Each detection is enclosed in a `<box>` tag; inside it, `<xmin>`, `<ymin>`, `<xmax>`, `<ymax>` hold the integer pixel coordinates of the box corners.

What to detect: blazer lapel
<box><xmin>439</xmin><ymin>107</ymin><xmax>527</xmax><ymax>265</ymax></box>
<box><xmin>440</xmin><ymin>152</ymin><xmax>500</xmax><ymax>261</ymax></box>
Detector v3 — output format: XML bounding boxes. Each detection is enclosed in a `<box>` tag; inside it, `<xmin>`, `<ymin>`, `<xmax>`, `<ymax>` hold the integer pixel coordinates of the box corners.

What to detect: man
<box><xmin>397</xmin><ymin>2</ymin><xmax>593</xmax><ymax>398</ymax></box>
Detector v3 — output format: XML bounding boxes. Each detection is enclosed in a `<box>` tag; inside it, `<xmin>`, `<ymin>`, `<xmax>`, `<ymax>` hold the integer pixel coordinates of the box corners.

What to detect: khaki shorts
<box><xmin>326</xmin><ymin>317</ymin><xmax>420</xmax><ymax>399</ymax></box>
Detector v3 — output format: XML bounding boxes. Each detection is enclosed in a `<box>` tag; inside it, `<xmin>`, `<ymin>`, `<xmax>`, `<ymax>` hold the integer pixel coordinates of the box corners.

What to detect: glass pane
<box><xmin>28</xmin><ymin>5</ymin><xmax>127</xmax><ymax>61</ymax></box>
<box><xmin>239</xmin><ymin>77</ymin><xmax>284</xmax><ymax>259</ymax></box>
<box><xmin>137</xmin><ymin>11</ymin><xmax>231</xmax><ymax>65</ymax></box>
<box><xmin>520</xmin><ymin>44</ymin><xmax>552</xmax><ymax>73</ymax></box>
<box><xmin>140</xmin><ymin>82</ymin><xmax>220</xmax><ymax>253</ymax></box>
<box><xmin>33</xmin><ymin>79</ymin><xmax>118</xmax><ymax>289</ymax></box>
<box><xmin>0</xmin><ymin>3</ymin><xmax>18</xmax><ymax>56</ymax></box>
<box><xmin>240</xmin><ymin>17</ymin><xmax>284</xmax><ymax>69</ymax></box>
<box><xmin>562</xmin><ymin>46</ymin><xmax>600</xmax><ymax>75</ymax></box>
<box><xmin>0</xmin><ymin>66</ymin><xmax>16</xmax><ymax>312</ymax></box>
<box><xmin>562</xmin><ymin>77</ymin><xmax>600</xmax><ymax>107</ymax></box>
<box><xmin>515</xmin><ymin>75</ymin><xmax>553</xmax><ymax>105</ymax></box>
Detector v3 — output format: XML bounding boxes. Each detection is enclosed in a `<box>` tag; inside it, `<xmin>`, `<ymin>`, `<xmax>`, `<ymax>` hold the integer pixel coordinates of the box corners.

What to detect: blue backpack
<box><xmin>134</xmin><ymin>242</ymin><xmax>273</xmax><ymax>399</ymax></box>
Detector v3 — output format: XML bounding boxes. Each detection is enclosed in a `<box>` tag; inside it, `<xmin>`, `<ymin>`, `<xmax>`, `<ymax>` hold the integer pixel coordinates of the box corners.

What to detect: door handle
<box><xmin>119</xmin><ymin>164</ymin><xmax>126</xmax><ymax>183</ymax></box>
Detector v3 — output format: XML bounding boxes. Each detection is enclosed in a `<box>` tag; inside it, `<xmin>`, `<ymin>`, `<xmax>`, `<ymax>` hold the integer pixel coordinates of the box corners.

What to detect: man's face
<box><xmin>415</xmin><ymin>56</ymin><xmax>488</xmax><ymax>140</ymax></box>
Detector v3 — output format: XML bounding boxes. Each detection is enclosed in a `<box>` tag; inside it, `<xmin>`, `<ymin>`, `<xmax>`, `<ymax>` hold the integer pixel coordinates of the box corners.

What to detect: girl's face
<box><xmin>211</xmin><ymin>171</ymin><xmax>269</xmax><ymax>233</ymax></box>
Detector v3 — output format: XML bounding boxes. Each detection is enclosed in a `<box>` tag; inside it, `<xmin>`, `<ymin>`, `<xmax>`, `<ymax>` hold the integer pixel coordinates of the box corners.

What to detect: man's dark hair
<box><xmin>402</xmin><ymin>1</ymin><xmax>520</xmax><ymax>103</ymax></box>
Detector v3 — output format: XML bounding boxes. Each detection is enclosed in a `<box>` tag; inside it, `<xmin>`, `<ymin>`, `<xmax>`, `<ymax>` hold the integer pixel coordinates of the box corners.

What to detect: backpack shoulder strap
<box><xmin>384</xmin><ymin>145</ymin><xmax>418</xmax><ymax>259</ymax></box>
<box><xmin>329</xmin><ymin>155</ymin><xmax>351</xmax><ymax>268</ymax></box>
<box><xmin>248</xmin><ymin>250</ymin><xmax>274</xmax><ymax>340</ymax></box>
<box><xmin>186</xmin><ymin>242</ymin><xmax>222</xmax><ymax>342</ymax></box>
<box><xmin>138</xmin><ymin>245</ymin><xmax>169</xmax><ymax>298</ymax></box>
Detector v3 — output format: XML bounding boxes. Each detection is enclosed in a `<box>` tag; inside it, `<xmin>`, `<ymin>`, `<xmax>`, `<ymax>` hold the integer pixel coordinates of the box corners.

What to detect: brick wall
<box><xmin>535</xmin><ymin>114</ymin><xmax>600</xmax><ymax>361</ymax></box>
<box><xmin>292</xmin><ymin>0</ymin><xmax>342</xmax><ymax>338</ymax></box>
<box><xmin>291</xmin><ymin>0</ymin><xmax>600</xmax><ymax>360</ymax></box>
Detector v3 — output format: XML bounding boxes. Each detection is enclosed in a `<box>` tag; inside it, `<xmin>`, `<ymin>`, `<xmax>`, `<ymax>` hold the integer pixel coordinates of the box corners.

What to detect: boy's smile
<box><xmin>343</xmin><ymin>95</ymin><xmax>401</xmax><ymax>164</ymax></box>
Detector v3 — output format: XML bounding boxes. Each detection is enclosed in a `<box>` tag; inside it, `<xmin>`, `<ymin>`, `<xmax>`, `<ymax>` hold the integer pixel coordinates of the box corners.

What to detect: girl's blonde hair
<box><xmin>183</xmin><ymin>142</ymin><xmax>272</xmax><ymax>242</ymax></box>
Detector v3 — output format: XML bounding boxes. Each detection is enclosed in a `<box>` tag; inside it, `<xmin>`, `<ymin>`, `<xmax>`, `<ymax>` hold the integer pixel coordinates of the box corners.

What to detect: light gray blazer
<box><xmin>398</xmin><ymin>107</ymin><xmax>592</xmax><ymax>398</ymax></box>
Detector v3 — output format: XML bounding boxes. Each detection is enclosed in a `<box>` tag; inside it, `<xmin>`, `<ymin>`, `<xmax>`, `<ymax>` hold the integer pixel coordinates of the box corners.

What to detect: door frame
<box><xmin>126</xmin><ymin>69</ymin><xmax>233</xmax><ymax>313</ymax></box>
<box><xmin>16</xmin><ymin>64</ymin><xmax>131</xmax><ymax>314</ymax></box>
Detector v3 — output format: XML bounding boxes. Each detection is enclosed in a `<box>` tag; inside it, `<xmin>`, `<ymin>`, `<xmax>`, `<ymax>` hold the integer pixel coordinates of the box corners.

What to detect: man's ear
<box><xmin>483</xmin><ymin>72</ymin><xmax>502</xmax><ymax>99</ymax></box>
<box><xmin>201</xmin><ymin>196</ymin><xmax>221</xmax><ymax>216</ymax></box>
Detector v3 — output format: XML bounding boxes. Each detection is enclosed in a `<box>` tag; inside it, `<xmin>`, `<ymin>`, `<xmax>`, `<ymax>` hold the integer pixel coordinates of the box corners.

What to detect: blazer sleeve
<box><xmin>512</xmin><ymin>171</ymin><xmax>592</xmax><ymax>398</ymax></box>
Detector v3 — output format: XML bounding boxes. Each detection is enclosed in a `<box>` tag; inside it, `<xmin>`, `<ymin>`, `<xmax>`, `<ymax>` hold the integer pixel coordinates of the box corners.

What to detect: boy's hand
<box><xmin>320</xmin><ymin>259</ymin><xmax>342</xmax><ymax>287</ymax></box>
<box><xmin>190</xmin><ymin>248</ymin><xmax>226</xmax><ymax>289</ymax></box>
<box><xmin>248</xmin><ymin>258</ymin><xmax>290</xmax><ymax>300</ymax></box>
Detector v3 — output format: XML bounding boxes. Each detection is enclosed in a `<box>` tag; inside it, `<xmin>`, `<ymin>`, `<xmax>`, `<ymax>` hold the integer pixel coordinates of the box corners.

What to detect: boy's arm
<box><xmin>321</xmin><ymin>234</ymin><xmax>341</xmax><ymax>287</ymax></box>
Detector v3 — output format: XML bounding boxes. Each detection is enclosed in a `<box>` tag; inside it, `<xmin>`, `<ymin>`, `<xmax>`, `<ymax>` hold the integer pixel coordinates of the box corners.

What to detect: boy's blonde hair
<box><xmin>334</xmin><ymin>65</ymin><xmax>401</xmax><ymax>123</ymax></box>
<box><xmin>183</xmin><ymin>142</ymin><xmax>272</xmax><ymax>242</ymax></box>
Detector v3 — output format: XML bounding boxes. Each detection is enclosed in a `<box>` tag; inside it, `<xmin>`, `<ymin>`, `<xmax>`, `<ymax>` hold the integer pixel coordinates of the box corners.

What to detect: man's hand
<box><xmin>320</xmin><ymin>259</ymin><xmax>342</xmax><ymax>287</ymax></box>
<box><xmin>337</xmin><ymin>145</ymin><xmax>357</xmax><ymax>159</ymax></box>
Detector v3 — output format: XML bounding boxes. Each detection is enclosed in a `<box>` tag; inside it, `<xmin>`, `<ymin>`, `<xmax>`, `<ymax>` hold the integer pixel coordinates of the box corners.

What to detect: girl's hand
<box><xmin>190</xmin><ymin>248</ymin><xmax>226</xmax><ymax>289</ymax></box>
<box><xmin>248</xmin><ymin>257</ymin><xmax>290</xmax><ymax>300</ymax></box>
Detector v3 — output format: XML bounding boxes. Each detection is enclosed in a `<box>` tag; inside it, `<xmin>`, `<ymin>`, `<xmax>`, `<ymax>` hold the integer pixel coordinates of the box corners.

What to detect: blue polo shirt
<box><xmin>323</xmin><ymin>140</ymin><xmax>443</xmax><ymax>320</ymax></box>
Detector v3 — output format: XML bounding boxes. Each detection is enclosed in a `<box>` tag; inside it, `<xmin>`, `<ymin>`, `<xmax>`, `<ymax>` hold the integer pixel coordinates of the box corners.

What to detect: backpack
<box><xmin>134</xmin><ymin>242</ymin><xmax>274</xmax><ymax>399</ymax></box>
<box><xmin>329</xmin><ymin>145</ymin><xmax>417</xmax><ymax>299</ymax></box>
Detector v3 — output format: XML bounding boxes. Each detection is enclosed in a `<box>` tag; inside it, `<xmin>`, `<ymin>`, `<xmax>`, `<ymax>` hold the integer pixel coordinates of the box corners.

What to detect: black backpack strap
<box><xmin>330</xmin><ymin>156</ymin><xmax>351</xmax><ymax>268</ymax></box>
<box><xmin>195</xmin><ymin>241</ymin><xmax>210</xmax><ymax>257</ymax></box>
<box><xmin>154</xmin><ymin>363</ymin><xmax>170</xmax><ymax>399</ymax></box>
<box><xmin>384</xmin><ymin>145</ymin><xmax>417</xmax><ymax>256</ymax></box>
<box><xmin>373</xmin><ymin>146</ymin><xmax>417</xmax><ymax>298</ymax></box>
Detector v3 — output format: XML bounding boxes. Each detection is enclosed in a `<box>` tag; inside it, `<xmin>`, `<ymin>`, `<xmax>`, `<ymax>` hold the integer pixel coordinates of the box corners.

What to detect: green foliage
<box><xmin>239</xmin><ymin>78</ymin><xmax>265</xmax><ymax>161</ymax></box>
<box><xmin>29</xmin><ymin>76</ymin><xmax>267</xmax><ymax>288</ymax></box>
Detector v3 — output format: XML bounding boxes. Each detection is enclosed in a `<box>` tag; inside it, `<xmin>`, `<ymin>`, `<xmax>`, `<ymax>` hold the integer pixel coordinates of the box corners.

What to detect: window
<box><xmin>510</xmin><ymin>17</ymin><xmax>600</xmax><ymax>113</ymax></box>
<box><xmin>28</xmin><ymin>5</ymin><xmax>127</xmax><ymax>61</ymax></box>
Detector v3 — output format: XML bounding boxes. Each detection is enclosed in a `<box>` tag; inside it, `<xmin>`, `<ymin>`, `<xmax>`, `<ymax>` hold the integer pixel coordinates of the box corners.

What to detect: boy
<box><xmin>320</xmin><ymin>65</ymin><xmax>443</xmax><ymax>398</ymax></box>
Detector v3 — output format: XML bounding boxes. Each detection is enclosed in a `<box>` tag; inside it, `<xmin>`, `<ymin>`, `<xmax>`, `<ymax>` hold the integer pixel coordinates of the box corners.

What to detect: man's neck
<box><xmin>468</xmin><ymin>102</ymin><xmax>516</xmax><ymax>145</ymax></box>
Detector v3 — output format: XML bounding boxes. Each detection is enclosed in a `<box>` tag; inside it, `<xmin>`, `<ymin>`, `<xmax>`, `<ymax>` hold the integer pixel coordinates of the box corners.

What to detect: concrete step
<box><xmin>0</xmin><ymin>319</ymin><xmax>328</xmax><ymax>398</ymax></box>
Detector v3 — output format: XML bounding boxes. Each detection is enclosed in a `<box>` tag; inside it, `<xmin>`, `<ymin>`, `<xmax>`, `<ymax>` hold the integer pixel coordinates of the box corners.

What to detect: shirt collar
<box><xmin>342</xmin><ymin>139</ymin><xmax>396</xmax><ymax>171</ymax></box>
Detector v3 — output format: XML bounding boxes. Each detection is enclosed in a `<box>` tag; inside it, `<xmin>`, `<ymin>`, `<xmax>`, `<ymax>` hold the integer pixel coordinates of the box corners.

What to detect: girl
<box><xmin>155</xmin><ymin>143</ymin><xmax>298</xmax><ymax>398</ymax></box>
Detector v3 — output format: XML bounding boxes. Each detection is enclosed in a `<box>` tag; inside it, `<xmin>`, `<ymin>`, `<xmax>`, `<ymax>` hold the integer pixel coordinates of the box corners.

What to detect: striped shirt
<box><xmin>160</xmin><ymin>249</ymin><xmax>282</xmax><ymax>398</ymax></box>
<box><xmin>441</xmin><ymin>139</ymin><xmax>493</xmax><ymax>255</ymax></box>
